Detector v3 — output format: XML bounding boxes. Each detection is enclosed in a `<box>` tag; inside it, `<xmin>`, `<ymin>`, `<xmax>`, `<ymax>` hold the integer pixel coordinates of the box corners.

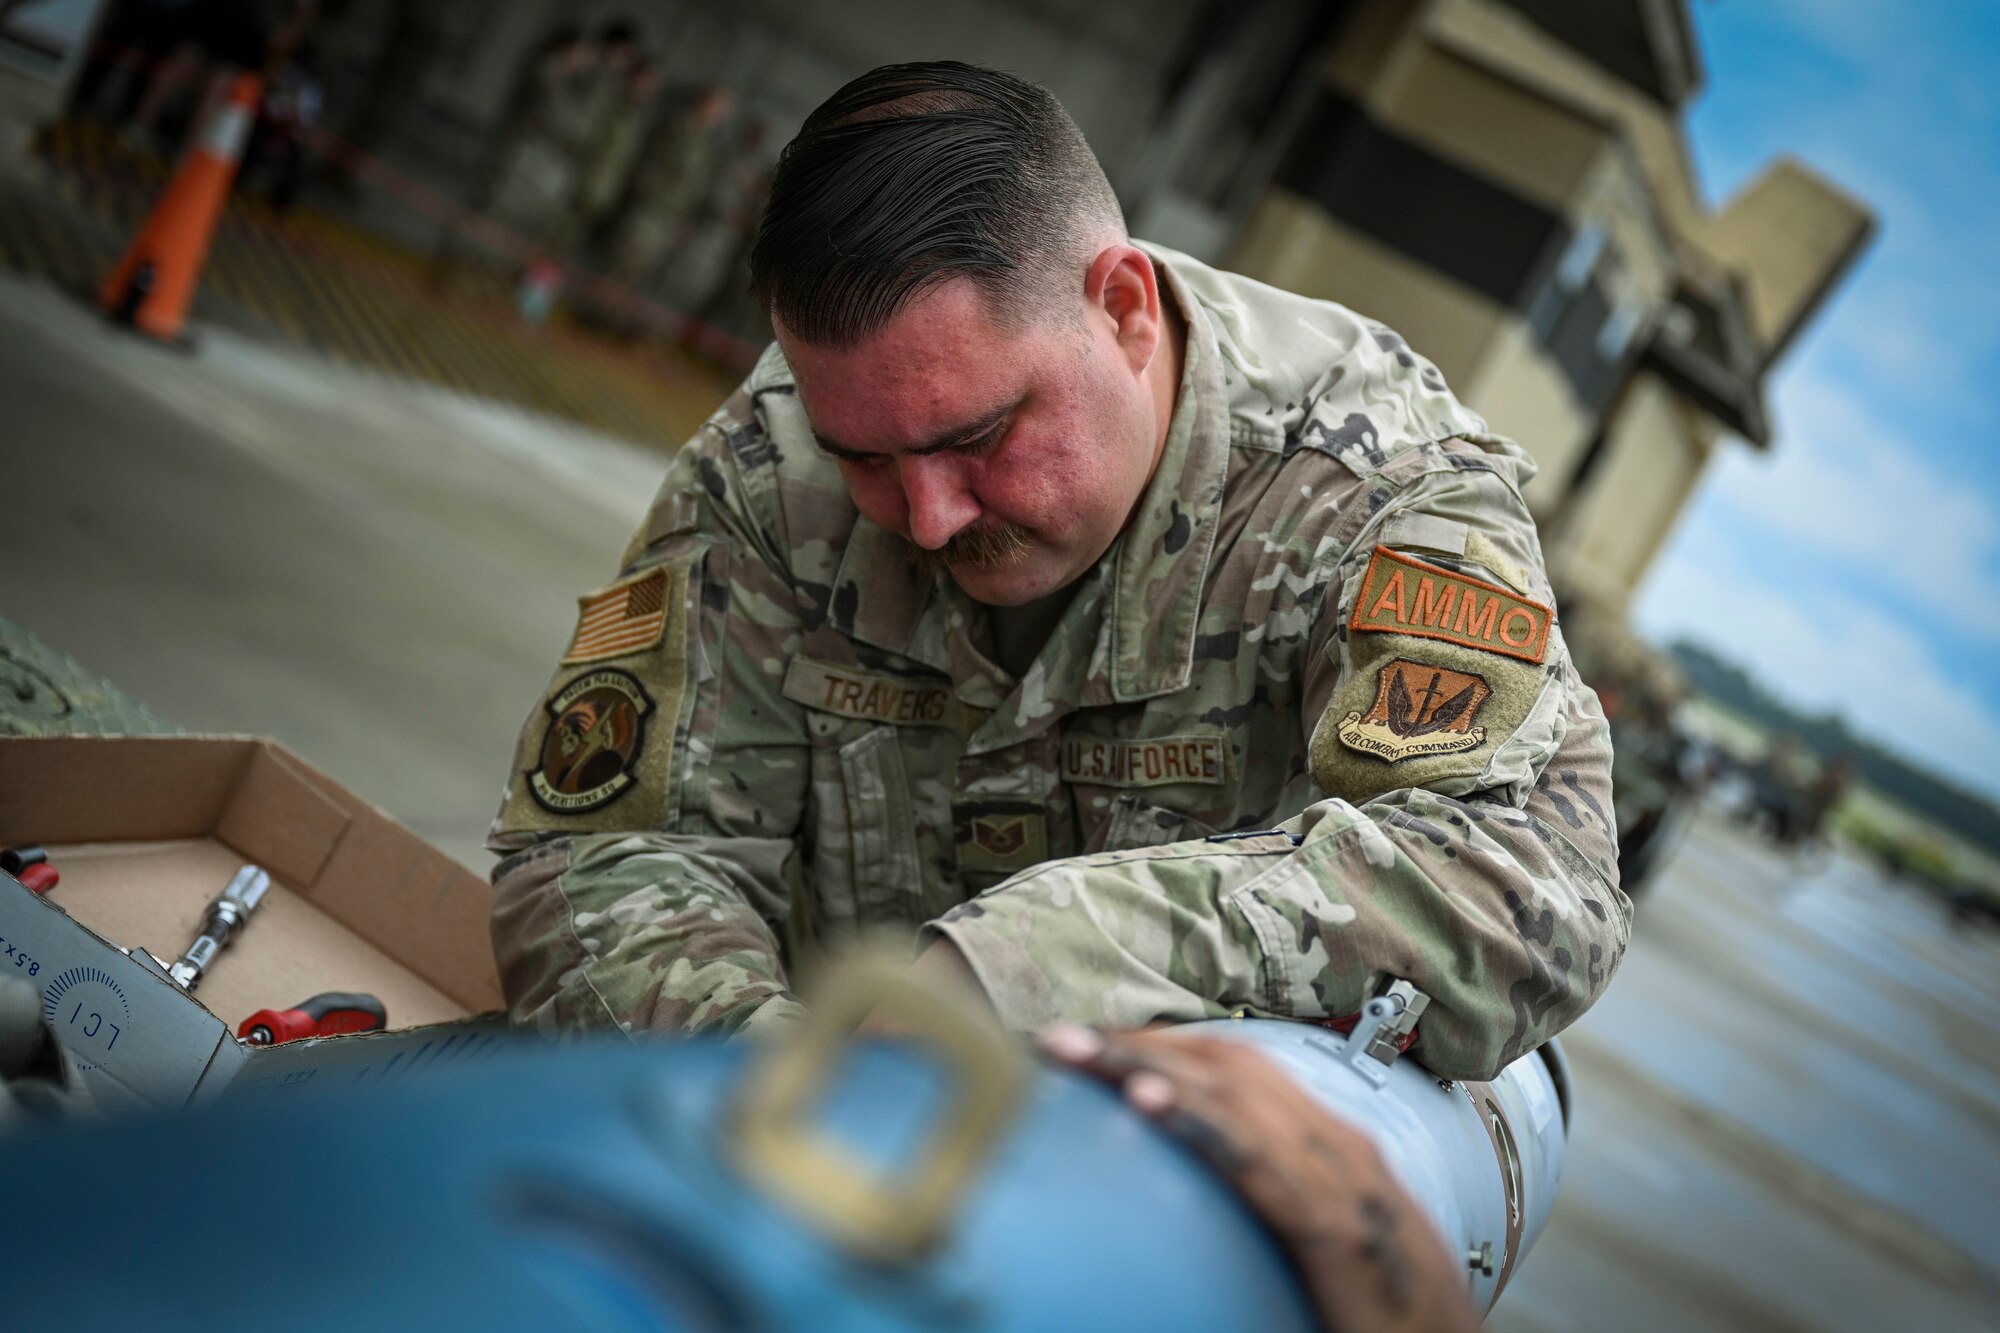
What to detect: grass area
<box><xmin>1683</xmin><ymin>696</ymin><xmax>2000</xmax><ymax>904</ymax></box>
<box><xmin>1679</xmin><ymin>695</ymin><xmax>1770</xmax><ymax>758</ymax></box>
<box><xmin>1838</xmin><ymin>785</ymin><xmax>2000</xmax><ymax>905</ymax></box>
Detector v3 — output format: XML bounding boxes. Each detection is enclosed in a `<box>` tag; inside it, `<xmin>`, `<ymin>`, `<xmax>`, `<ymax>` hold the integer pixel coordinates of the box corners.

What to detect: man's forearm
<box><xmin>924</xmin><ymin>786</ymin><xmax>1626</xmax><ymax>1082</ymax></box>
<box><xmin>491</xmin><ymin>831</ymin><xmax>803</xmax><ymax>1036</ymax></box>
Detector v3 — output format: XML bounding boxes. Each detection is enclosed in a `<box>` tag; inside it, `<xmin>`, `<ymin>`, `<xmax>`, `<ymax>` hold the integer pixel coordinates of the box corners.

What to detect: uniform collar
<box><xmin>1105</xmin><ymin>251</ymin><xmax>1231</xmax><ymax>702</ymax></box>
<box><xmin>824</xmin><ymin>513</ymin><xmax>951</xmax><ymax>671</ymax></box>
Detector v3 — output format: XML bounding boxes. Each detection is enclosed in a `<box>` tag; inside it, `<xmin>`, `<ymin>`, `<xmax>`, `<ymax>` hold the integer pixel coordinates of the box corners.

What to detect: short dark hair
<box><xmin>750</xmin><ymin>61</ymin><xmax>1124</xmax><ymax>347</ymax></box>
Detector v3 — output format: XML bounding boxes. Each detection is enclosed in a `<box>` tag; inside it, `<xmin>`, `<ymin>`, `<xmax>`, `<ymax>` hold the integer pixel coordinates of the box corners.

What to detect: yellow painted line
<box><xmin>338</xmin><ymin>262</ymin><xmax>436</xmax><ymax>381</ymax></box>
<box><xmin>314</xmin><ymin>253</ymin><xmax>413</xmax><ymax>373</ymax></box>
<box><xmin>286</xmin><ymin>244</ymin><xmax>391</xmax><ymax>369</ymax></box>
<box><xmin>224</xmin><ymin>238</ymin><xmax>310</xmax><ymax>342</ymax></box>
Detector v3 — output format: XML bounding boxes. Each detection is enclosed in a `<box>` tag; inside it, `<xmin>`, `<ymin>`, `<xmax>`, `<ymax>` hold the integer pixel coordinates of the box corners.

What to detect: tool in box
<box><xmin>165</xmin><ymin>865</ymin><xmax>269</xmax><ymax>991</ymax></box>
<box><xmin>1</xmin><ymin>846</ymin><xmax>58</xmax><ymax>894</ymax></box>
<box><xmin>238</xmin><ymin>992</ymin><xmax>389</xmax><ymax>1046</ymax></box>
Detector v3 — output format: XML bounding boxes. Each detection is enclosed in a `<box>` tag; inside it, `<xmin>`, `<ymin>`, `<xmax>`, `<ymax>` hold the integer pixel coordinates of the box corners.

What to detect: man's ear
<box><xmin>1083</xmin><ymin>244</ymin><xmax>1162</xmax><ymax>374</ymax></box>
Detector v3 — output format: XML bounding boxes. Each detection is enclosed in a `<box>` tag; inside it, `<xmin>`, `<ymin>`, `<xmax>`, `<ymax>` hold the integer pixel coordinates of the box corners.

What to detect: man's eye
<box><xmin>960</xmin><ymin>425</ymin><xmax>1007</xmax><ymax>456</ymax></box>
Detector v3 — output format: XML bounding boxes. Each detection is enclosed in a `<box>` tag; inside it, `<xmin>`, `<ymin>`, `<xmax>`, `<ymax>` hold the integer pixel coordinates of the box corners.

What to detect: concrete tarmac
<box><xmin>0</xmin><ymin>272</ymin><xmax>662</xmax><ymax>869</ymax></box>
<box><xmin>3</xmin><ymin>271</ymin><xmax>1997</xmax><ymax>1330</ymax></box>
<box><xmin>1494</xmin><ymin>816</ymin><xmax>2000</xmax><ymax>1332</ymax></box>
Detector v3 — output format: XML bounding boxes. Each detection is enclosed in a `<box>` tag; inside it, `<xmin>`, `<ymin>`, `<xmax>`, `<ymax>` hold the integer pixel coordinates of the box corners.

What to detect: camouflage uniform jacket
<box><xmin>489</xmin><ymin>244</ymin><xmax>1627</xmax><ymax>1081</ymax></box>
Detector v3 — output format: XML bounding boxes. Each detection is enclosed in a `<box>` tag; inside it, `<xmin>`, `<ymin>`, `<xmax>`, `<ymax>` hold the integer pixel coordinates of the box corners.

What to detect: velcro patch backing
<box><xmin>1349</xmin><ymin>547</ymin><xmax>1551</xmax><ymax>664</ymax></box>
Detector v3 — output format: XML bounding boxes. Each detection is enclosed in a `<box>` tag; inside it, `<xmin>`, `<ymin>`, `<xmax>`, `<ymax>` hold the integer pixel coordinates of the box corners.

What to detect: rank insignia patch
<box><xmin>973</xmin><ymin>815</ymin><xmax>1030</xmax><ymax>857</ymax></box>
<box><xmin>1336</xmin><ymin>659</ymin><xmax>1492</xmax><ymax>763</ymax></box>
<box><xmin>1349</xmin><ymin>547</ymin><xmax>1551</xmax><ymax>664</ymax></box>
<box><xmin>955</xmin><ymin>802</ymin><xmax>1049</xmax><ymax>876</ymax></box>
<box><xmin>563</xmin><ymin>567</ymin><xmax>670</xmax><ymax>665</ymax></box>
<box><xmin>529</xmin><ymin>669</ymin><xmax>655</xmax><ymax>812</ymax></box>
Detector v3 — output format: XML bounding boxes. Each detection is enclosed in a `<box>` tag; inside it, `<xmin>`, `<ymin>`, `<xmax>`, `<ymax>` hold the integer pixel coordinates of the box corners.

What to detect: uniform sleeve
<box><xmin>487</xmin><ymin>384</ymin><xmax>813</xmax><ymax>1039</ymax></box>
<box><xmin>924</xmin><ymin>439</ymin><xmax>1628</xmax><ymax>1081</ymax></box>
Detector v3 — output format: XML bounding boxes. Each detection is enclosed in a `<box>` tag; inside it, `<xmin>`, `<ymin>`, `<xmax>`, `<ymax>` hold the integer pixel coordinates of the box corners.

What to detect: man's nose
<box><xmin>900</xmin><ymin>455</ymin><xmax>981</xmax><ymax>550</ymax></box>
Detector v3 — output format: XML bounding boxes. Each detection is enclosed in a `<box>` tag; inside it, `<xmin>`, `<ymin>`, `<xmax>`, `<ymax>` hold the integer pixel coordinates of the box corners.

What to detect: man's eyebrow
<box><xmin>814</xmin><ymin>397</ymin><xmax>1021</xmax><ymax>461</ymax></box>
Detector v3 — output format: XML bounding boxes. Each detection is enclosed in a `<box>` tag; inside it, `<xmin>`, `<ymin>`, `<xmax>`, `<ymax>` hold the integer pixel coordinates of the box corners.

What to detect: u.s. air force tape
<box><xmin>1059</xmin><ymin>734</ymin><xmax>1228</xmax><ymax>787</ymax></box>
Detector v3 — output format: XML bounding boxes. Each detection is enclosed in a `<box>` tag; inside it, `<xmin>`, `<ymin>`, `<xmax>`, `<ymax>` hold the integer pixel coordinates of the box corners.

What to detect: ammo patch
<box><xmin>529</xmin><ymin>669</ymin><xmax>655</xmax><ymax>812</ymax></box>
<box><xmin>784</xmin><ymin>656</ymin><xmax>957</xmax><ymax>729</ymax></box>
<box><xmin>1337</xmin><ymin>658</ymin><xmax>1491</xmax><ymax>763</ymax></box>
<box><xmin>563</xmin><ymin>567</ymin><xmax>670</xmax><ymax>665</ymax></box>
<box><xmin>1349</xmin><ymin>547</ymin><xmax>1551</xmax><ymax>664</ymax></box>
<box><xmin>1060</xmin><ymin>734</ymin><xmax>1228</xmax><ymax>787</ymax></box>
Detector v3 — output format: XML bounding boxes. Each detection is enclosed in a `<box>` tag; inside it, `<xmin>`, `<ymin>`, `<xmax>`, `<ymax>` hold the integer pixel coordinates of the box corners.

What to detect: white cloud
<box><xmin>1636</xmin><ymin>541</ymin><xmax>2000</xmax><ymax>799</ymax></box>
<box><xmin>1704</xmin><ymin>368</ymin><xmax>2000</xmax><ymax>636</ymax></box>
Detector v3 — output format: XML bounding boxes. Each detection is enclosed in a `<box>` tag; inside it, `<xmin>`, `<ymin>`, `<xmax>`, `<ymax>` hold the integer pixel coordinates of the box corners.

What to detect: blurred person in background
<box><xmin>240</xmin><ymin>33</ymin><xmax>322</xmax><ymax>214</ymax></box>
<box><xmin>579</xmin><ymin>51</ymin><xmax>665</xmax><ymax>252</ymax></box>
<box><xmin>602</xmin><ymin>81</ymin><xmax>731</xmax><ymax>296</ymax></box>
<box><xmin>491</xmin><ymin>24</ymin><xmax>599</xmax><ymax>255</ymax></box>
<box><xmin>694</xmin><ymin>116</ymin><xmax>776</xmax><ymax>344</ymax></box>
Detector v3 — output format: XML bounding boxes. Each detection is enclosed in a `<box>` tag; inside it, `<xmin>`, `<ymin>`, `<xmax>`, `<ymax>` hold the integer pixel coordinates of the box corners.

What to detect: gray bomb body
<box><xmin>0</xmin><ymin>1005</ymin><xmax>1567</xmax><ymax>1328</ymax></box>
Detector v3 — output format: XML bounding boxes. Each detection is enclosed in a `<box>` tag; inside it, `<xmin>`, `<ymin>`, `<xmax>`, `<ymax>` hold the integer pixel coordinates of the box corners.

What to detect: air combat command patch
<box><xmin>1336</xmin><ymin>658</ymin><xmax>1492</xmax><ymax>763</ymax></box>
<box><xmin>529</xmin><ymin>668</ymin><xmax>655</xmax><ymax>812</ymax></box>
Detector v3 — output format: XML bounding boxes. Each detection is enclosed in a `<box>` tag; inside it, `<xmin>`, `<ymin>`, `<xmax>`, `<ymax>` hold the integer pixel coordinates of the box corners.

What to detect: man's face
<box><xmin>777</xmin><ymin>277</ymin><xmax>1161</xmax><ymax>607</ymax></box>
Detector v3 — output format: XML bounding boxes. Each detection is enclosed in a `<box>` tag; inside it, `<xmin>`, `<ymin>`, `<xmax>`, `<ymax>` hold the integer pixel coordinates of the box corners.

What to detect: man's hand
<box><xmin>1039</xmin><ymin>1024</ymin><xmax>1481</xmax><ymax>1333</ymax></box>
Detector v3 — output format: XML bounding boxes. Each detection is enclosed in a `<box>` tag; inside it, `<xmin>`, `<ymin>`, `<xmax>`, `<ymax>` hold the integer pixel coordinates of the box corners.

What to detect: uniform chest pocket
<box><xmin>823</xmin><ymin>725</ymin><xmax>930</xmax><ymax>929</ymax></box>
<box><xmin>1095</xmin><ymin>792</ymin><xmax>1221</xmax><ymax>852</ymax></box>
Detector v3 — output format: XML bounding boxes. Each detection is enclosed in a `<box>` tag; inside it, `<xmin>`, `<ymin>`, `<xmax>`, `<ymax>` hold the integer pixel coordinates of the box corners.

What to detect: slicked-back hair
<box><xmin>751</xmin><ymin>62</ymin><xmax>1125</xmax><ymax>348</ymax></box>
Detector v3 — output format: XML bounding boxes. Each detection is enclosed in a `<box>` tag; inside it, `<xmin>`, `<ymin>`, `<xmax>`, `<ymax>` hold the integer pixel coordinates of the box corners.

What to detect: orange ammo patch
<box><xmin>1349</xmin><ymin>547</ymin><xmax>1552</xmax><ymax>664</ymax></box>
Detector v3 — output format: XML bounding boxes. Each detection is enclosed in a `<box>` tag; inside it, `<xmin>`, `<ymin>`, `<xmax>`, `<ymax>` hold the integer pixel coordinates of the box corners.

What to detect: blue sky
<box><xmin>1633</xmin><ymin>0</ymin><xmax>2000</xmax><ymax>800</ymax></box>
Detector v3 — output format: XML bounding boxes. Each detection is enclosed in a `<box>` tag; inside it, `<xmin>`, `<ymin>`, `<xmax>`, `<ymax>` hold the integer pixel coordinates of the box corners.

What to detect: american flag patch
<box><xmin>561</xmin><ymin>567</ymin><xmax>671</xmax><ymax>665</ymax></box>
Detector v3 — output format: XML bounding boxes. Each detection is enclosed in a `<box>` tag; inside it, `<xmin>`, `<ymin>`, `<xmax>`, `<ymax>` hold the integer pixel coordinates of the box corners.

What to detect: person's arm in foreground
<box><xmin>1043</xmin><ymin>1023</ymin><xmax>1482</xmax><ymax>1333</ymax></box>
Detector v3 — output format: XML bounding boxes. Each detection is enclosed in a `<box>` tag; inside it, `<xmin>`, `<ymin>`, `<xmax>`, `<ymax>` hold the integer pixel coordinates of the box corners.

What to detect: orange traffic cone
<box><xmin>99</xmin><ymin>73</ymin><xmax>262</xmax><ymax>343</ymax></box>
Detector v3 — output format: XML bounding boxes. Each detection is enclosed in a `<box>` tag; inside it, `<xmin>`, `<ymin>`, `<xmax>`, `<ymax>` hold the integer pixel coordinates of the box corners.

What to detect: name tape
<box><xmin>783</xmin><ymin>657</ymin><xmax>957</xmax><ymax>728</ymax></box>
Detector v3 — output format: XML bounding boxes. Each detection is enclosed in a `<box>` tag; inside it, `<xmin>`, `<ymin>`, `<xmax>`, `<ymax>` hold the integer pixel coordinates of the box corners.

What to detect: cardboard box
<box><xmin>0</xmin><ymin>735</ymin><xmax>510</xmax><ymax>1113</ymax></box>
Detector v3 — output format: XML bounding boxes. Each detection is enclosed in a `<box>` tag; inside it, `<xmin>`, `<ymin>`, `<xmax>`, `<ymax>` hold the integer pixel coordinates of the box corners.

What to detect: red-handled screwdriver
<box><xmin>238</xmin><ymin>992</ymin><xmax>388</xmax><ymax>1045</ymax></box>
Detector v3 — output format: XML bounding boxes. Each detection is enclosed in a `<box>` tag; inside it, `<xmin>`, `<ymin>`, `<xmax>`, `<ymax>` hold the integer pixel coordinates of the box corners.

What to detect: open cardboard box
<box><xmin>0</xmin><ymin>735</ymin><xmax>510</xmax><ymax>1113</ymax></box>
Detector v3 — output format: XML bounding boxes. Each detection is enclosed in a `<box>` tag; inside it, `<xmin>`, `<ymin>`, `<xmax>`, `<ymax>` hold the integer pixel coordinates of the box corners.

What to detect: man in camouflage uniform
<box><xmin>489</xmin><ymin>63</ymin><xmax>1625</xmax><ymax>1085</ymax></box>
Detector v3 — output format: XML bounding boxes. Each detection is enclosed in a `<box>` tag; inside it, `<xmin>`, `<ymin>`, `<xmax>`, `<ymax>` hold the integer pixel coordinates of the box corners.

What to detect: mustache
<box><xmin>907</xmin><ymin>522</ymin><xmax>1033</xmax><ymax>577</ymax></box>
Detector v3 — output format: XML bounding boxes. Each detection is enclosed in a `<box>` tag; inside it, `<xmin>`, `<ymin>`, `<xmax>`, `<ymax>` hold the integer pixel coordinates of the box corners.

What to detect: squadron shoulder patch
<box><xmin>1336</xmin><ymin>659</ymin><xmax>1492</xmax><ymax>763</ymax></box>
<box><xmin>1349</xmin><ymin>547</ymin><xmax>1551</xmax><ymax>664</ymax></box>
<box><xmin>529</xmin><ymin>669</ymin><xmax>655</xmax><ymax>812</ymax></box>
<box><xmin>562</xmin><ymin>567</ymin><xmax>670</xmax><ymax>665</ymax></box>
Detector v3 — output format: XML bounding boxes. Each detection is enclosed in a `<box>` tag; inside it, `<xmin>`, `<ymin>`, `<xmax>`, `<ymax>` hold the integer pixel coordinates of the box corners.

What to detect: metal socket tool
<box><xmin>168</xmin><ymin>865</ymin><xmax>270</xmax><ymax>991</ymax></box>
